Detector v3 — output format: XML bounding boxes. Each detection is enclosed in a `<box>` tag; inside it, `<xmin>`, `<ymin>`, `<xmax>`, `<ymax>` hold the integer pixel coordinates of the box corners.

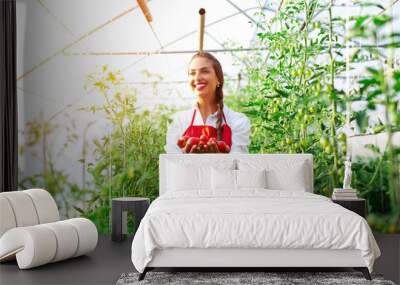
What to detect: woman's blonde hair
<box><xmin>189</xmin><ymin>52</ymin><xmax>225</xmax><ymax>140</ymax></box>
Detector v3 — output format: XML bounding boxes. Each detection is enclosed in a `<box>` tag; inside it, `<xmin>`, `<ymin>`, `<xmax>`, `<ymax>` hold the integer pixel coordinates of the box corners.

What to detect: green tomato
<box><xmin>325</xmin><ymin>145</ymin><xmax>332</xmax><ymax>154</ymax></box>
<box><xmin>291</xmin><ymin>69</ymin><xmax>302</xmax><ymax>77</ymax></box>
<box><xmin>373</xmin><ymin>125</ymin><xmax>385</xmax><ymax>134</ymax></box>
<box><xmin>320</xmin><ymin>136</ymin><xmax>330</xmax><ymax>148</ymax></box>
<box><xmin>338</xmin><ymin>133</ymin><xmax>346</xmax><ymax>142</ymax></box>
<box><xmin>389</xmin><ymin>103</ymin><xmax>397</xmax><ymax>113</ymax></box>
<box><xmin>273</xmin><ymin>98</ymin><xmax>280</xmax><ymax>104</ymax></box>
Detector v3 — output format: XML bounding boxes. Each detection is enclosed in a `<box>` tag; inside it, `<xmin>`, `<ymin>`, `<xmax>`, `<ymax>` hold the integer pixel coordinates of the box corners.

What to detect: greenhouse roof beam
<box><xmin>63</xmin><ymin>43</ymin><xmax>397</xmax><ymax>57</ymax></box>
<box><xmin>64</xmin><ymin>47</ymin><xmax>269</xmax><ymax>56</ymax></box>
<box><xmin>205</xmin><ymin>31</ymin><xmax>251</xmax><ymax>68</ymax></box>
<box><xmin>249</xmin><ymin>0</ymin><xmax>271</xmax><ymax>47</ymax></box>
<box><xmin>118</xmin><ymin>77</ymin><xmax>243</xmax><ymax>85</ymax></box>
<box><xmin>116</xmin><ymin>74</ymin><xmax>372</xmax><ymax>86</ymax></box>
<box><xmin>36</xmin><ymin>0</ymin><xmax>76</xmax><ymax>38</ymax></box>
<box><xmin>54</xmin><ymin>6</ymin><xmax>272</xmax><ymax>115</ymax></box>
<box><xmin>105</xmin><ymin>6</ymin><xmax>272</xmax><ymax>73</ymax></box>
<box><xmin>224</xmin><ymin>0</ymin><xmax>259</xmax><ymax>26</ymax></box>
<box><xmin>17</xmin><ymin>2</ymin><xmax>148</xmax><ymax>81</ymax></box>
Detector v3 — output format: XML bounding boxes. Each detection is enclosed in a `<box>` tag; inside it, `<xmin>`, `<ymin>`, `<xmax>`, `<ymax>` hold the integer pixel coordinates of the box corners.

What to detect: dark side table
<box><xmin>332</xmin><ymin>198</ymin><xmax>367</xmax><ymax>218</ymax></box>
<box><xmin>112</xmin><ymin>197</ymin><xmax>150</xmax><ymax>242</ymax></box>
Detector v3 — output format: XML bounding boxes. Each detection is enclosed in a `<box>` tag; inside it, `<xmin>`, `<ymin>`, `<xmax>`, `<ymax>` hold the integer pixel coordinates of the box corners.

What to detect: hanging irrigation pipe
<box><xmin>137</xmin><ymin>0</ymin><xmax>163</xmax><ymax>49</ymax></box>
<box><xmin>199</xmin><ymin>8</ymin><xmax>206</xmax><ymax>51</ymax></box>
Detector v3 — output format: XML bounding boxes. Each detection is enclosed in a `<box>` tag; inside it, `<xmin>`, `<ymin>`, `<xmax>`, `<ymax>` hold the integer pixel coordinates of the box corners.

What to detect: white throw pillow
<box><xmin>266</xmin><ymin>161</ymin><xmax>306</xmax><ymax>191</ymax></box>
<box><xmin>211</xmin><ymin>169</ymin><xmax>268</xmax><ymax>191</ymax></box>
<box><xmin>168</xmin><ymin>162</ymin><xmax>210</xmax><ymax>191</ymax></box>
<box><xmin>167</xmin><ymin>159</ymin><xmax>236</xmax><ymax>192</ymax></box>
<box><xmin>237</xmin><ymin>159</ymin><xmax>308</xmax><ymax>191</ymax></box>
<box><xmin>211</xmin><ymin>168</ymin><xmax>236</xmax><ymax>191</ymax></box>
<box><xmin>236</xmin><ymin>169</ymin><xmax>267</xmax><ymax>189</ymax></box>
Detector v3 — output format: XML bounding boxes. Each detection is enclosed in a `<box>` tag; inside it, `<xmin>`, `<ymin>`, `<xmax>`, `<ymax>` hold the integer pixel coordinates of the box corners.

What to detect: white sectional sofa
<box><xmin>0</xmin><ymin>189</ymin><xmax>98</xmax><ymax>269</ymax></box>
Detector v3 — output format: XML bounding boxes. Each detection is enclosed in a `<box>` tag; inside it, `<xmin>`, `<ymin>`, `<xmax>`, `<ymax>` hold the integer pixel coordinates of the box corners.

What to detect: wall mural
<box><xmin>17</xmin><ymin>0</ymin><xmax>399</xmax><ymax>234</ymax></box>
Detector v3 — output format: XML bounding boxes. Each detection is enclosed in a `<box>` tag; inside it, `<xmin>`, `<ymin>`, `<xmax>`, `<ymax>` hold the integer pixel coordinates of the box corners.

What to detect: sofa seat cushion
<box><xmin>0</xmin><ymin>218</ymin><xmax>98</xmax><ymax>269</ymax></box>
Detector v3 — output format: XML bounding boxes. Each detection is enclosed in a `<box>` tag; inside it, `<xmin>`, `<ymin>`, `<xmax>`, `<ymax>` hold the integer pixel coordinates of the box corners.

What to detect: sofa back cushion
<box><xmin>0</xmin><ymin>189</ymin><xmax>60</xmax><ymax>238</ymax></box>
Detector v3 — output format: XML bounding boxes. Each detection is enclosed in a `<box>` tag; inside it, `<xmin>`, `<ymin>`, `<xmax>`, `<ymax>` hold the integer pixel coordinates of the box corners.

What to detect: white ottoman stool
<box><xmin>0</xmin><ymin>189</ymin><xmax>98</xmax><ymax>269</ymax></box>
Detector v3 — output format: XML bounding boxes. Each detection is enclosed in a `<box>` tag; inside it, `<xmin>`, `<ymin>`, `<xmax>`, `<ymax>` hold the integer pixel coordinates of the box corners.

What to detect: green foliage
<box><xmin>228</xmin><ymin>0</ymin><xmax>399</xmax><ymax>232</ymax></box>
<box><xmin>18</xmin><ymin>112</ymin><xmax>81</xmax><ymax>218</ymax></box>
<box><xmin>234</xmin><ymin>0</ymin><xmax>346</xmax><ymax>195</ymax></box>
<box><xmin>77</xmin><ymin>66</ymin><xmax>174</xmax><ymax>234</ymax></box>
<box><xmin>349</xmin><ymin>11</ymin><xmax>400</xmax><ymax>232</ymax></box>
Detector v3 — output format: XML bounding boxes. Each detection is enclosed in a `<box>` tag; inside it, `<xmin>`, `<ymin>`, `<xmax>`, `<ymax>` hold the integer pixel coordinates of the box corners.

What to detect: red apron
<box><xmin>182</xmin><ymin>109</ymin><xmax>232</xmax><ymax>147</ymax></box>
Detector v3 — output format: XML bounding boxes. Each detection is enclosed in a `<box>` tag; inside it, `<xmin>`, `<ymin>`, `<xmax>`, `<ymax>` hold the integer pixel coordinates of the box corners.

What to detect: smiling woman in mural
<box><xmin>165</xmin><ymin>52</ymin><xmax>251</xmax><ymax>153</ymax></box>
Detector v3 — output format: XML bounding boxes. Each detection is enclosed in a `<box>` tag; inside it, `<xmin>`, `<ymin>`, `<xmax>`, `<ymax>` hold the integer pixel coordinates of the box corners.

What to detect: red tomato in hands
<box><xmin>217</xmin><ymin>141</ymin><xmax>230</xmax><ymax>153</ymax></box>
<box><xmin>199</xmin><ymin>135</ymin><xmax>209</xmax><ymax>144</ymax></box>
<box><xmin>179</xmin><ymin>135</ymin><xmax>229</xmax><ymax>154</ymax></box>
<box><xmin>177</xmin><ymin>135</ymin><xmax>189</xmax><ymax>148</ymax></box>
<box><xmin>184</xmin><ymin>137</ymin><xmax>200</xmax><ymax>153</ymax></box>
<box><xmin>208</xmin><ymin>137</ymin><xmax>217</xmax><ymax>143</ymax></box>
<box><xmin>198</xmin><ymin>141</ymin><xmax>207</xmax><ymax>153</ymax></box>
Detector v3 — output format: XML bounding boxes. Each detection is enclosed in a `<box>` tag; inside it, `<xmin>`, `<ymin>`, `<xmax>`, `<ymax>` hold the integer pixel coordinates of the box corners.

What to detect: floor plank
<box><xmin>0</xmin><ymin>235</ymin><xmax>133</xmax><ymax>285</ymax></box>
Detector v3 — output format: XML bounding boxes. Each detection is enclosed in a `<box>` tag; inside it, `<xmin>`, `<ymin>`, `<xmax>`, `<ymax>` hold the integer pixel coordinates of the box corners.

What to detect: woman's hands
<box><xmin>177</xmin><ymin>135</ymin><xmax>230</xmax><ymax>153</ymax></box>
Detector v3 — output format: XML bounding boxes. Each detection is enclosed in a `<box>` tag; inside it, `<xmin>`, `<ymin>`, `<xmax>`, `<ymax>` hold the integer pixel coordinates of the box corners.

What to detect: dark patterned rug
<box><xmin>116</xmin><ymin>271</ymin><xmax>396</xmax><ymax>285</ymax></box>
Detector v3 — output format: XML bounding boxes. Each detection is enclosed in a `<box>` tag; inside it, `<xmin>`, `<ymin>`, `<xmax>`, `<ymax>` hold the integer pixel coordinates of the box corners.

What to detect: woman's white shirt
<box><xmin>165</xmin><ymin>104</ymin><xmax>251</xmax><ymax>153</ymax></box>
